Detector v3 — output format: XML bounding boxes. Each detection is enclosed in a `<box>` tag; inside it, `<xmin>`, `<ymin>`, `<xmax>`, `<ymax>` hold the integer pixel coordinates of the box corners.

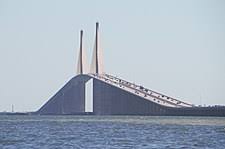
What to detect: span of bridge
<box><xmin>36</xmin><ymin>23</ymin><xmax>225</xmax><ymax>116</ymax></box>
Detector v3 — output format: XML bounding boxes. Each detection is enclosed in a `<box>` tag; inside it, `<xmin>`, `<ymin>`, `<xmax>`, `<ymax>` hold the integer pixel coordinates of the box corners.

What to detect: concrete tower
<box><xmin>77</xmin><ymin>30</ymin><xmax>88</xmax><ymax>74</ymax></box>
<box><xmin>90</xmin><ymin>22</ymin><xmax>104</xmax><ymax>74</ymax></box>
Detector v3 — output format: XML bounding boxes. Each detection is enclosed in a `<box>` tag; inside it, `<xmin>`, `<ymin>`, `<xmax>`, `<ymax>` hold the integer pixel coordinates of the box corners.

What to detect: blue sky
<box><xmin>0</xmin><ymin>0</ymin><xmax>225</xmax><ymax>112</ymax></box>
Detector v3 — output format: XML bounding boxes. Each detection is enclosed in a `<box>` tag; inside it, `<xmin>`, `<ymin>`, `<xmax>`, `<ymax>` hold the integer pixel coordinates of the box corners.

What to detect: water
<box><xmin>0</xmin><ymin>116</ymin><xmax>225</xmax><ymax>149</ymax></box>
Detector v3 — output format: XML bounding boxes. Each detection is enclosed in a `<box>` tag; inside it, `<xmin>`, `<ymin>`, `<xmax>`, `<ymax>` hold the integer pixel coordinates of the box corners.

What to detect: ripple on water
<box><xmin>0</xmin><ymin>116</ymin><xmax>225</xmax><ymax>149</ymax></box>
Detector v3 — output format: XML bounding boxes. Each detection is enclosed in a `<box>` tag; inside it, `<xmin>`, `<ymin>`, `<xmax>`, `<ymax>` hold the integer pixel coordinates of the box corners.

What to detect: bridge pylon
<box><xmin>90</xmin><ymin>22</ymin><xmax>104</xmax><ymax>74</ymax></box>
<box><xmin>77</xmin><ymin>30</ymin><xmax>88</xmax><ymax>74</ymax></box>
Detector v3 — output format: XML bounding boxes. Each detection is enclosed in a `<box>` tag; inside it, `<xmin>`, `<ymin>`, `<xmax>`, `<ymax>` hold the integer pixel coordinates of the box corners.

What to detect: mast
<box><xmin>12</xmin><ymin>104</ymin><xmax>14</xmax><ymax>113</ymax></box>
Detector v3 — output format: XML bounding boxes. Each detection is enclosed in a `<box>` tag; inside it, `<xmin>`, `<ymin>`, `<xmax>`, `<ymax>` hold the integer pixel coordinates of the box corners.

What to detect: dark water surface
<box><xmin>0</xmin><ymin>116</ymin><xmax>225</xmax><ymax>149</ymax></box>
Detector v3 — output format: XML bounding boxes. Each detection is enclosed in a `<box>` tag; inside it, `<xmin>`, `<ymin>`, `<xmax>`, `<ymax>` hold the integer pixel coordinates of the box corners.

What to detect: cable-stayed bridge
<box><xmin>37</xmin><ymin>23</ymin><xmax>225</xmax><ymax>116</ymax></box>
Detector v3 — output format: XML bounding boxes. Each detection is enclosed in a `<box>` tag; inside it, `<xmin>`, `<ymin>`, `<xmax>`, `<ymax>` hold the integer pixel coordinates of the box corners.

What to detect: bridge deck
<box><xmin>89</xmin><ymin>73</ymin><xmax>194</xmax><ymax>108</ymax></box>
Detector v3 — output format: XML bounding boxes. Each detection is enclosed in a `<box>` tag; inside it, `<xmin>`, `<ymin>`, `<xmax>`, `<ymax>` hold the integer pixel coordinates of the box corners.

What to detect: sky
<box><xmin>0</xmin><ymin>0</ymin><xmax>225</xmax><ymax>112</ymax></box>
